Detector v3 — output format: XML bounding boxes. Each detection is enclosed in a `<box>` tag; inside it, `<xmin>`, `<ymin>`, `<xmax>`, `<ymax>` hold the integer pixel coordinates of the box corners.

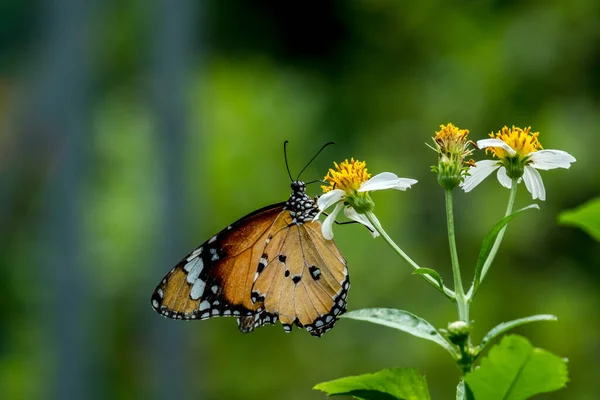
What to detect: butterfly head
<box><xmin>290</xmin><ymin>180</ymin><xmax>307</xmax><ymax>193</ymax></box>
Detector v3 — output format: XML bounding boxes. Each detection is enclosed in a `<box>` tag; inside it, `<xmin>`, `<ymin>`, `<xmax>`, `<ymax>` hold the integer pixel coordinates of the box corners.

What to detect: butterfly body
<box><xmin>151</xmin><ymin>181</ymin><xmax>349</xmax><ymax>337</ymax></box>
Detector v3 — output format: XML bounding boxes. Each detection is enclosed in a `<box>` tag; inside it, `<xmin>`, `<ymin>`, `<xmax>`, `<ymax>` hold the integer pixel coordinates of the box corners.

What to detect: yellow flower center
<box><xmin>322</xmin><ymin>158</ymin><xmax>371</xmax><ymax>193</ymax></box>
<box><xmin>487</xmin><ymin>126</ymin><xmax>542</xmax><ymax>159</ymax></box>
<box><xmin>435</xmin><ymin>123</ymin><xmax>469</xmax><ymax>142</ymax></box>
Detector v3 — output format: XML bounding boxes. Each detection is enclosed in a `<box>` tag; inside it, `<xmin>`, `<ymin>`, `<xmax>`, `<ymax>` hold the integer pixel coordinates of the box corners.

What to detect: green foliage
<box><xmin>465</xmin><ymin>335</ymin><xmax>568</xmax><ymax>400</ymax></box>
<box><xmin>314</xmin><ymin>368</ymin><xmax>430</xmax><ymax>400</ymax></box>
<box><xmin>558</xmin><ymin>197</ymin><xmax>600</xmax><ymax>242</ymax></box>
<box><xmin>342</xmin><ymin>309</ymin><xmax>459</xmax><ymax>358</ymax></box>
<box><xmin>478</xmin><ymin>314</ymin><xmax>557</xmax><ymax>352</ymax></box>
<box><xmin>456</xmin><ymin>381</ymin><xmax>474</xmax><ymax>400</ymax></box>
<box><xmin>412</xmin><ymin>268</ymin><xmax>446</xmax><ymax>294</ymax></box>
<box><xmin>472</xmin><ymin>204</ymin><xmax>539</xmax><ymax>294</ymax></box>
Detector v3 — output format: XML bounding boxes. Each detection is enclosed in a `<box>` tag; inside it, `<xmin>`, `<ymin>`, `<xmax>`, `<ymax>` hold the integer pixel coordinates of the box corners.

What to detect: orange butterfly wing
<box><xmin>151</xmin><ymin>203</ymin><xmax>287</xmax><ymax>322</ymax></box>
<box><xmin>250</xmin><ymin>217</ymin><xmax>348</xmax><ymax>336</ymax></box>
<box><xmin>151</xmin><ymin>181</ymin><xmax>349</xmax><ymax>337</ymax></box>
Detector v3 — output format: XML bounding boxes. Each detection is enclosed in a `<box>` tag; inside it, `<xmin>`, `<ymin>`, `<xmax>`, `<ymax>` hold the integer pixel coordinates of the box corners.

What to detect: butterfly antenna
<box><xmin>283</xmin><ymin>140</ymin><xmax>294</xmax><ymax>182</ymax></box>
<box><xmin>296</xmin><ymin>141</ymin><xmax>335</xmax><ymax>181</ymax></box>
<box><xmin>304</xmin><ymin>179</ymin><xmax>326</xmax><ymax>186</ymax></box>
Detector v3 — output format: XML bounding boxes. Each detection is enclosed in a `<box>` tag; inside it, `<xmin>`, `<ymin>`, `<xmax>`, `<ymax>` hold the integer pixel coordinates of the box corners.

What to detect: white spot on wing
<box><xmin>157</xmin><ymin>288</ymin><xmax>164</xmax><ymax>298</ymax></box>
<box><xmin>211</xmin><ymin>285</ymin><xmax>218</xmax><ymax>294</ymax></box>
<box><xmin>152</xmin><ymin>299</ymin><xmax>159</xmax><ymax>308</ymax></box>
<box><xmin>199</xmin><ymin>300</ymin><xmax>210</xmax><ymax>311</ymax></box>
<box><xmin>208</xmin><ymin>236</ymin><xmax>217</xmax><ymax>244</ymax></box>
<box><xmin>190</xmin><ymin>279</ymin><xmax>206</xmax><ymax>300</ymax></box>
<box><xmin>186</xmin><ymin>247</ymin><xmax>203</xmax><ymax>262</ymax></box>
<box><xmin>186</xmin><ymin>258</ymin><xmax>204</xmax><ymax>283</ymax></box>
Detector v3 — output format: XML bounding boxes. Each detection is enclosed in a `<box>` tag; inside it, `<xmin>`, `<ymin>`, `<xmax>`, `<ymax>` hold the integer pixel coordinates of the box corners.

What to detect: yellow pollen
<box><xmin>322</xmin><ymin>158</ymin><xmax>371</xmax><ymax>193</ymax></box>
<box><xmin>435</xmin><ymin>123</ymin><xmax>469</xmax><ymax>141</ymax></box>
<box><xmin>487</xmin><ymin>126</ymin><xmax>543</xmax><ymax>159</ymax></box>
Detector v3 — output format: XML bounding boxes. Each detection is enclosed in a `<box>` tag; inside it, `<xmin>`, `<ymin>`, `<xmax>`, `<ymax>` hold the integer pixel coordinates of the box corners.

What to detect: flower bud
<box><xmin>447</xmin><ymin>320</ymin><xmax>472</xmax><ymax>345</ymax></box>
<box><xmin>430</xmin><ymin>123</ymin><xmax>474</xmax><ymax>190</ymax></box>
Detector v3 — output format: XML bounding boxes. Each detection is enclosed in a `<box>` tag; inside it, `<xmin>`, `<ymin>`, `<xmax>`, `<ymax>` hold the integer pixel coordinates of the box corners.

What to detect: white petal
<box><xmin>358</xmin><ymin>172</ymin><xmax>418</xmax><ymax>192</ymax></box>
<box><xmin>529</xmin><ymin>149</ymin><xmax>576</xmax><ymax>170</ymax></box>
<box><xmin>476</xmin><ymin>138</ymin><xmax>517</xmax><ymax>156</ymax></box>
<box><xmin>460</xmin><ymin>160</ymin><xmax>501</xmax><ymax>192</ymax></box>
<box><xmin>522</xmin><ymin>166</ymin><xmax>546</xmax><ymax>201</ymax></box>
<box><xmin>317</xmin><ymin>189</ymin><xmax>345</xmax><ymax>211</ymax></box>
<box><xmin>496</xmin><ymin>167</ymin><xmax>512</xmax><ymax>189</ymax></box>
<box><xmin>322</xmin><ymin>203</ymin><xmax>343</xmax><ymax>240</ymax></box>
<box><xmin>343</xmin><ymin>207</ymin><xmax>379</xmax><ymax>238</ymax></box>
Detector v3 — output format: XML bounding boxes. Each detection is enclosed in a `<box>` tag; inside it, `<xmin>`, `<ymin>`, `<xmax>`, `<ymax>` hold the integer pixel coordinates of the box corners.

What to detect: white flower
<box><xmin>315</xmin><ymin>159</ymin><xmax>418</xmax><ymax>240</ymax></box>
<box><xmin>460</xmin><ymin>127</ymin><xmax>576</xmax><ymax>201</ymax></box>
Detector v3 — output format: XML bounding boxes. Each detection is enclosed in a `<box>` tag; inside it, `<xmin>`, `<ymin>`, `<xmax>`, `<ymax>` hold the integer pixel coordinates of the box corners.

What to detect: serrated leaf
<box><xmin>413</xmin><ymin>268</ymin><xmax>445</xmax><ymax>293</ymax></box>
<box><xmin>465</xmin><ymin>335</ymin><xmax>569</xmax><ymax>400</ymax></box>
<box><xmin>479</xmin><ymin>314</ymin><xmax>557</xmax><ymax>350</ymax></box>
<box><xmin>342</xmin><ymin>308</ymin><xmax>459</xmax><ymax>358</ymax></box>
<box><xmin>314</xmin><ymin>368</ymin><xmax>430</xmax><ymax>400</ymax></box>
<box><xmin>558</xmin><ymin>197</ymin><xmax>600</xmax><ymax>242</ymax></box>
<box><xmin>473</xmin><ymin>204</ymin><xmax>539</xmax><ymax>293</ymax></box>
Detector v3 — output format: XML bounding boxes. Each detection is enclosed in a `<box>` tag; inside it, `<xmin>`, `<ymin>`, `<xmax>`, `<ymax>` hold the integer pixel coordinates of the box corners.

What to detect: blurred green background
<box><xmin>1</xmin><ymin>1</ymin><xmax>599</xmax><ymax>399</ymax></box>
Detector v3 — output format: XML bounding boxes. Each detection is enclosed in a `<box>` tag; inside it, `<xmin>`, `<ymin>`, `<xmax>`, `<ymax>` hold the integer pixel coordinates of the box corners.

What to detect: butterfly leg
<box><xmin>321</xmin><ymin>211</ymin><xmax>375</xmax><ymax>234</ymax></box>
<box><xmin>333</xmin><ymin>220</ymin><xmax>358</xmax><ymax>226</ymax></box>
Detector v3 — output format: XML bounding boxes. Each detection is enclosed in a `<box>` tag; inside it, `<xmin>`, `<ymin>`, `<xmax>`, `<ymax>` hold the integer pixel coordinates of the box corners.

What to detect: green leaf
<box><xmin>479</xmin><ymin>314</ymin><xmax>557</xmax><ymax>351</ymax></box>
<box><xmin>342</xmin><ymin>308</ymin><xmax>459</xmax><ymax>358</ymax></box>
<box><xmin>456</xmin><ymin>381</ymin><xmax>474</xmax><ymax>400</ymax></box>
<box><xmin>314</xmin><ymin>368</ymin><xmax>430</xmax><ymax>400</ymax></box>
<box><xmin>465</xmin><ymin>335</ymin><xmax>569</xmax><ymax>400</ymax></box>
<box><xmin>558</xmin><ymin>197</ymin><xmax>600</xmax><ymax>242</ymax></box>
<box><xmin>473</xmin><ymin>204</ymin><xmax>539</xmax><ymax>293</ymax></box>
<box><xmin>412</xmin><ymin>268</ymin><xmax>445</xmax><ymax>293</ymax></box>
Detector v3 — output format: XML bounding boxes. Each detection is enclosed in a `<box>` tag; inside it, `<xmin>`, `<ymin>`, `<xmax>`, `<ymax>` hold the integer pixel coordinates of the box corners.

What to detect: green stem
<box><xmin>466</xmin><ymin>178</ymin><xmax>518</xmax><ymax>299</ymax></box>
<box><xmin>364</xmin><ymin>211</ymin><xmax>455</xmax><ymax>300</ymax></box>
<box><xmin>445</xmin><ymin>189</ymin><xmax>469</xmax><ymax>322</ymax></box>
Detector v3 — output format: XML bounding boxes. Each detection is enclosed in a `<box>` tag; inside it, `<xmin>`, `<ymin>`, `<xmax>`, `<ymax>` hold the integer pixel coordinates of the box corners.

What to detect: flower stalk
<box><xmin>445</xmin><ymin>189</ymin><xmax>469</xmax><ymax>322</ymax></box>
<box><xmin>364</xmin><ymin>212</ymin><xmax>455</xmax><ymax>300</ymax></box>
<box><xmin>480</xmin><ymin>178</ymin><xmax>518</xmax><ymax>281</ymax></box>
<box><xmin>466</xmin><ymin>178</ymin><xmax>519</xmax><ymax>300</ymax></box>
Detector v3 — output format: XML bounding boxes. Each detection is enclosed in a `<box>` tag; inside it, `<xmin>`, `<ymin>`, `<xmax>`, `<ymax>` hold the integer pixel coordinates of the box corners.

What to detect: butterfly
<box><xmin>150</xmin><ymin>142</ymin><xmax>349</xmax><ymax>337</ymax></box>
